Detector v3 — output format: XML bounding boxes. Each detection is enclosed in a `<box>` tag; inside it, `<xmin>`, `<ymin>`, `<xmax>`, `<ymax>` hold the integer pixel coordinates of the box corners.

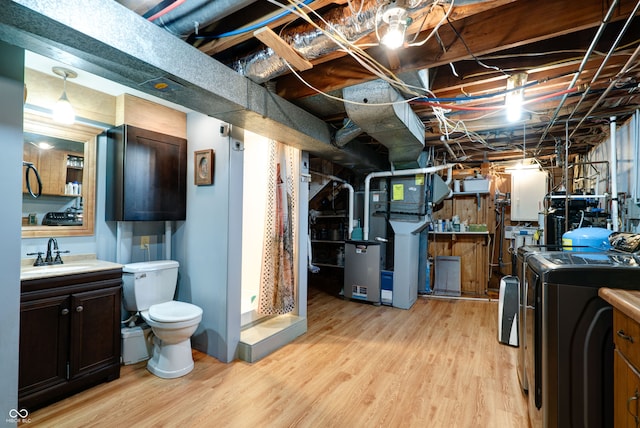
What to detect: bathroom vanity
<box><xmin>19</xmin><ymin>258</ymin><xmax>122</xmax><ymax>410</ymax></box>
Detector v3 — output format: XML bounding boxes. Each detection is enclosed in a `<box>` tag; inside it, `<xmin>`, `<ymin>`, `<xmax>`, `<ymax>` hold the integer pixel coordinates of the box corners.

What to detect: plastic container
<box><xmin>562</xmin><ymin>227</ymin><xmax>612</xmax><ymax>252</ymax></box>
<box><xmin>463</xmin><ymin>178</ymin><xmax>490</xmax><ymax>192</ymax></box>
<box><xmin>121</xmin><ymin>325</ymin><xmax>152</xmax><ymax>365</ymax></box>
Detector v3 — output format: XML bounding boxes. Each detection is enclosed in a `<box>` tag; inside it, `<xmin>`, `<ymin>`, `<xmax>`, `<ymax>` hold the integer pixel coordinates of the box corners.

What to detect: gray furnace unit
<box><xmin>344</xmin><ymin>240</ymin><xmax>381</xmax><ymax>304</ymax></box>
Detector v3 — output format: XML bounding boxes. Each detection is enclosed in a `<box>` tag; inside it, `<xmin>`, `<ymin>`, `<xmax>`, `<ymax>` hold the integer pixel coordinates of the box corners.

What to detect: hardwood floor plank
<box><xmin>24</xmin><ymin>287</ymin><xmax>528</xmax><ymax>427</ymax></box>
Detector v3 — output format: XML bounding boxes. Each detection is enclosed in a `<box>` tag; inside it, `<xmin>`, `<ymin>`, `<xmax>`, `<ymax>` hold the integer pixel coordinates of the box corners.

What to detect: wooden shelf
<box><xmin>431</xmin><ymin>188</ymin><xmax>492</xmax><ymax>296</ymax></box>
<box><xmin>313</xmin><ymin>262</ymin><xmax>344</xmax><ymax>268</ymax></box>
<box><xmin>429</xmin><ymin>231</ymin><xmax>489</xmax><ymax>235</ymax></box>
<box><xmin>451</xmin><ymin>191</ymin><xmax>489</xmax><ymax>196</ymax></box>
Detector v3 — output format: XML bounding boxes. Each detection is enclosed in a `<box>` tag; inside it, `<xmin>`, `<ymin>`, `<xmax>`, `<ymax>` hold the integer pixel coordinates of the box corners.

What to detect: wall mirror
<box><xmin>22</xmin><ymin>111</ymin><xmax>100</xmax><ymax>238</ymax></box>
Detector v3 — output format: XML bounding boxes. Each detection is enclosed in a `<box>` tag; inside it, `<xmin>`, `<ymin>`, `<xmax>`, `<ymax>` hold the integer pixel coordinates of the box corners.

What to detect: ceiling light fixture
<box><xmin>29</xmin><ymin>141</ymin><xmax>53</xmax><ymax>150</ymax></box>
<box><xmin>51</xmin><ymin>66</ymin><xmax>77</xmax><ymax>125</ymax></box>
<box><xmin>505</xmin><ymin>72</ymin><xmax>528</xmax><ymax>122</ymax></box>
<box><xmin>381</xmin><ymin>5</ymin><xmax>410</xmax><ymax>49</ymax></box>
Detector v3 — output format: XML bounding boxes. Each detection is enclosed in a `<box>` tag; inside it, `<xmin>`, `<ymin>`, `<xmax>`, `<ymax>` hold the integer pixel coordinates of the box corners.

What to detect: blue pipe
<box><xmin>417</xmin><ymin>80</ymin><xmax>540</xmax><ymax>103</ymax></box>
<box><xmin>195</xmin><ymin>0</ymin><xmax>314</xmax><ymax>40</ymax></box>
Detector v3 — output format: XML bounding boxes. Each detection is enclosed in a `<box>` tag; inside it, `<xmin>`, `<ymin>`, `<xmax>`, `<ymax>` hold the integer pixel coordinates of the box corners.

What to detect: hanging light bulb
<box><xmin>505</xmin><ymin>72</ymin><xmax>528</xmax><ymax>122</ymax></box>
<box><xmin>381</xmin><ymin>6</ymin><xmax>409</xmax><ymax>49</ymax></box>
<box><xmin>51</xmin><ymin>66</ymin><xmax>77</xmax><ymax>125</ymax></box>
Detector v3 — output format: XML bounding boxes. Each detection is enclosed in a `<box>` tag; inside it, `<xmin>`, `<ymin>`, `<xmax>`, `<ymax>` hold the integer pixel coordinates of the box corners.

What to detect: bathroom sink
<box><xmin>20</xmin><ymin>255</ymin><xmax>122</xmax><ymax>280</ymax></box>
<box><xmin>21</xmin><ymin>264</ymin><xmax>93</xmax><ymax>277</ymax></box>
<box><xmin>25</xmin><ymin>264</ymin><xmax>92</xmax><ymax>273</ymax></box>
<box><xmin>21</xmin><ymin>258</ymin><xmax>123</xmax><ymax>280</ymax></box>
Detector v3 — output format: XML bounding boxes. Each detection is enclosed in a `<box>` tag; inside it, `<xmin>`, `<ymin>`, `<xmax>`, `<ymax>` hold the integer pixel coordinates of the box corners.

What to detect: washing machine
<box><xmin>524</xmin><ymin>251</ymin><xmax>640</xmax><ymax>427</ymax></box>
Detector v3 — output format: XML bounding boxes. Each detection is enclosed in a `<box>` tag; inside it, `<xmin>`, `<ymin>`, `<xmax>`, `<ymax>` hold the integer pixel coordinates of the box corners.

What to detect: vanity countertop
<box><xmin>21</xmin><ymin>254</ymin><xmax>122</xmax><ymax>281</ymax></box>
<box><xmin>599</xmin><ymin>288</ymin><xmax>640</xmax><ymax>323</ymax></box>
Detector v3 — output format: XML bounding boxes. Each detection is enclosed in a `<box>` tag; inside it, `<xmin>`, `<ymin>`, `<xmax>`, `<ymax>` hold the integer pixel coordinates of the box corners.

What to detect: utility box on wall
<box><xmin>511</xmin><ymin>168</ymin><xmax>547</xmax><ymax>221</ymax></box>
<box><xmin>105</xmin><ymin>124</ymin><xmax>187</xmax><ymax>221</ymax></box>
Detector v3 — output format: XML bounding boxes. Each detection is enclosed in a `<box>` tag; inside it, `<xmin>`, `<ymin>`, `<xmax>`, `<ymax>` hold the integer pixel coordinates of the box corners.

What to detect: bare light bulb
<box><xmin>505</xmin><ymin>72</ymin><xmax>528</xmax><ymax>122</ymax></box>
<box><xmin>381</xmin><ymin>7</ymin><xmax>408</xmax><ymax>49</ymax></box>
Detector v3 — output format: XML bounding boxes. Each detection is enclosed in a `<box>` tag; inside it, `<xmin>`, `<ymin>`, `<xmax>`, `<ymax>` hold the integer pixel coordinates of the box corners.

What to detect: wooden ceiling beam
<box><xmin>276</xmin><ymin>0</ymin><xmax>639</xmax><ymax>101</ymax></box>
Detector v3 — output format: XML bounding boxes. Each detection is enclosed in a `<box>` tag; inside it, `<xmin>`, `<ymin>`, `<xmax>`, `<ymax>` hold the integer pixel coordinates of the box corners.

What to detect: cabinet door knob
<box><xmin>61</xmin><ymin>308</ymin><xmax>69</xmax><ymax>315</ymax></box>
<box><xmin>76</xmin><ymin>306</ymin><xmax>83</xmax><ymax>312</ymax></box>
<box><xmin>617</xmin><ymin>329</ymin><xmax>635</xmax><ymax>343</ymax></box>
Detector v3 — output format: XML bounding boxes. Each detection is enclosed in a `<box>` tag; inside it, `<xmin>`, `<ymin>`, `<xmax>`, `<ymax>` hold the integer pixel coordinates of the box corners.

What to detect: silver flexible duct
<box><xmin>232</xmin><ymin>0</ymin><xmax>434</xmax><ymax>83</ymax></box>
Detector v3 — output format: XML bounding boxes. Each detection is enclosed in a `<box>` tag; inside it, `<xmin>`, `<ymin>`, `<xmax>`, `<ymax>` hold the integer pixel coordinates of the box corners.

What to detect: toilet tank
<box><xmin>122</xmin><ymin>260</ymin><xmax>179</xmax><ymax>312</ymax></box>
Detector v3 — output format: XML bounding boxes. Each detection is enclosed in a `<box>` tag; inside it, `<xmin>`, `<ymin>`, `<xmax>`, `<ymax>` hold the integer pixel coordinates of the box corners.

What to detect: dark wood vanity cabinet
<box><xmin>19</xmin><ymin>269</ymin><xmax>122</xmax><ymax>411</ymax></box>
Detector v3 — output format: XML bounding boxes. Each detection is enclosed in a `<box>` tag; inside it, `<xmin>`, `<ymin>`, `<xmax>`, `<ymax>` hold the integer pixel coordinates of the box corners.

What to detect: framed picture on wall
<box><xmin>194</xmin><ymin>149</ymin><xmax>214</xmax><ymax>186</ymax></box>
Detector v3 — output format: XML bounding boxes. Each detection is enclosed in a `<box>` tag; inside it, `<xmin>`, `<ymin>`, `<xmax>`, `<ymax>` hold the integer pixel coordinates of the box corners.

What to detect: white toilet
<box><xmin>122</xmin><ymin>260</ymin><xmax>202</xmax><ymax>379</ymax></box>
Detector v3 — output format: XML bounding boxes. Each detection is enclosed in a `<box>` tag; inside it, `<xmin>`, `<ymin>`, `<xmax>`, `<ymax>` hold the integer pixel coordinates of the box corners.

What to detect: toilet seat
<box><xmin>147</xmin><ymin>301</ymin><xmax>203</xmax><ymax>323</ymax></box>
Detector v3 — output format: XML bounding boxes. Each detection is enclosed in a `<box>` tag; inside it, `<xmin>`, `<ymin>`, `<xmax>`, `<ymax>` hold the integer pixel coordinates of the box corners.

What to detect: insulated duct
<box><xmin>232</xmin><ymin>0</ymin><xmax>434</xmax><ymax>83</ymax></box>
<box><xmin>342</xmin><ymin>79</ymin><xmax>425</xmax><ymax>168</ymax></box>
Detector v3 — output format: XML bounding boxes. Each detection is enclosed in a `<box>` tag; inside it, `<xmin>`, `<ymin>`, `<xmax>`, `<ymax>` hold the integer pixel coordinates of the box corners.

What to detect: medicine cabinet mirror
<box><xmin>22</xmin><ymin>112</ymin><xmax>99</xmax><ymax>238</ymax></box>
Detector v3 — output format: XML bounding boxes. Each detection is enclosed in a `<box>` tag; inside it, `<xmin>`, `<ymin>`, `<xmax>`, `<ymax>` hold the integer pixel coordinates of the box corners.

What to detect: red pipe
<box><xmin>147</xmin><ymin>0</ymin><xmax>187</xmax><ymax>22</ymax></box>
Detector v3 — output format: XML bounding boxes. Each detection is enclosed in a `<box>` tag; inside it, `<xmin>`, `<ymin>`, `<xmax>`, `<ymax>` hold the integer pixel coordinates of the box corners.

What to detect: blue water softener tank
<box><xmin>562</xmin><ymin>227</ymin><xmax>612</xmax><ymax>252</ymax></box>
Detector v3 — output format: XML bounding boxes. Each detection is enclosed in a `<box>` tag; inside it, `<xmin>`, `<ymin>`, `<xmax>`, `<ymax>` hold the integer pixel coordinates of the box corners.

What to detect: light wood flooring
<box><xmin>24</xmin><ymin>287</ymin><xmax>529</xmax><ymax>427</ymax></box>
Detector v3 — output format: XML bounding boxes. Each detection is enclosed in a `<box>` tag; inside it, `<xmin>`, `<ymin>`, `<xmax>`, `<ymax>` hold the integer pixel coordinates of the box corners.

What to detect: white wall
<box><xmin>241</xmin><ymin>131</ymin><xmax>269</xmax><ymax>324</ymax></box>
<box><xmin>0</xmin><ymin>41</ymin><xmax>25</xmax><ymax>428</ymax></box>
<box><xmin>174</xmin><ymin>113</ymin><xmax>243</xmax><ymax>363</ymax></box>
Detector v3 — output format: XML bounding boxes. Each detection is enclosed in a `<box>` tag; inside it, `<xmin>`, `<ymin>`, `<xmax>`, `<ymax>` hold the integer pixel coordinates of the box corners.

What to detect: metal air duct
<box><xmin>343</xmin><ymin>79</ymin><xmax>425</xmax><ymax>168</ymax></box>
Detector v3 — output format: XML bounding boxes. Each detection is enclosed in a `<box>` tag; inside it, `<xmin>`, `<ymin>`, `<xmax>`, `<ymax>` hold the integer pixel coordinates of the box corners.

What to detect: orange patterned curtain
<box><xmin>258</xmin><ymin>141</ymin><xmax>296</xmax><ymax>315</ymax></box>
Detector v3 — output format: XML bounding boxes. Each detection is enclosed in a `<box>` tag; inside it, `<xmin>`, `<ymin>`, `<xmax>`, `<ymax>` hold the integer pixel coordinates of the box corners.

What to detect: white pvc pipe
<box><xmin>610</xmin><ymin>117</ymin><xmax>619</xmax><ymax>231</ymax></box>
<box><xmin>546</xmin><ymin>194</ymin><xmax>609</xmax><ymax>199</ymax></box>
<box><xmin>309</xmin><ymin>171</ymin><xmax>355</xmax><ymax>239</ymax></box>
<box><xmin>342</xmin><ymin>183</ymin><xmax>354</xmax><ymax>239</ymax></box>
<box><xmin>363</xmin><ymin>164</ymin><xmax>454</xmax><ymax>240</ymax></box>
<box><xmin>116</xmin><ymin>221</ymin><xmax>122</xmax><ymax>264</ymax></box>
<box><xmin>165</xmin><ymin>220</ymin><xmax>172</xmax><ymax>260</ymax></box>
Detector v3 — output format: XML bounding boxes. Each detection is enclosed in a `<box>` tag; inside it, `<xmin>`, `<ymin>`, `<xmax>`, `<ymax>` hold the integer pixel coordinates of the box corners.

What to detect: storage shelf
<box><xmin>452</xmin><ymin>191</ymin><xmax>489</xmax><ymax>196</ymax></box>
<box><xmin>313</xmin><ymin>262</ymin><xmax>344</xmax><ymax>268</ymax></box>
<box><xmin>429</xmin><ymin>231</ymin><xmax>489</xmax><ymax>235</ymax></box>
<box><xmin>311</xmin><ymin>239</ymin><xmax>345</xmax><ymax>244</ymax></box>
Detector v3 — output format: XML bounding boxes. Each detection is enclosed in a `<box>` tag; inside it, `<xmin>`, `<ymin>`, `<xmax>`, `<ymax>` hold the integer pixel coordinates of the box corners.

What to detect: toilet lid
<box><xmin>148</xmin><ymin>301</ymin><xmax>202</xmax><ymax>322</ymax></box>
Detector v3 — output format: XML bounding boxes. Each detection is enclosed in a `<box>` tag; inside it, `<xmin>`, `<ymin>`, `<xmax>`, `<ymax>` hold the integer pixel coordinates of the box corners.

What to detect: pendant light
<box><xmin>52</xmin><ymin>66</ymin><xmax>77</xmax><ymax>125</ymax></box>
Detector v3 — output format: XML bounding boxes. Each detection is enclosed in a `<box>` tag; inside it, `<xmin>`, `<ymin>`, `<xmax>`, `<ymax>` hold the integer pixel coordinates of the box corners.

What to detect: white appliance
<box><xmin>498</xmin><ymin>276</ymin><xmax>519</xmax><ymax>346</ymax></box>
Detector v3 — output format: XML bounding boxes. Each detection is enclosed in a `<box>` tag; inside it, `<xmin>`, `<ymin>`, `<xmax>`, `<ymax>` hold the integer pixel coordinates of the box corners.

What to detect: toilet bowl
<box><xmin>141</xmin><ymin>301</ymin><xmax>203</xmax><ymax>378</ymax></box>
<box><xmin>121</xmin><ymin>260</ymin><xmax>203</xmax><ymax>379</ymax></box>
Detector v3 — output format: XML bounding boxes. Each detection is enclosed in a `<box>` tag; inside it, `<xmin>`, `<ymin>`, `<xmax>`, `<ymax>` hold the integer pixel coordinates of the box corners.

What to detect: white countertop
<box><xmin>21</xmin><ymin>254</ymin><xmax>122</xmax><ymax>281</ymax></box>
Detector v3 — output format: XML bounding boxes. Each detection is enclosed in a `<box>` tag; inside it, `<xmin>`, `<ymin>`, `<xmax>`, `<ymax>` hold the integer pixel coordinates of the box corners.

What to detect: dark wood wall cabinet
<box><xmin>19</xmin><ymin>269</ymin><xmax>122</xmax><ymax>411</ymax></box>
<box><xmin>105</xmin><ymin>124</ymin><xmax>187</xmax><ymax>221</ymax></box>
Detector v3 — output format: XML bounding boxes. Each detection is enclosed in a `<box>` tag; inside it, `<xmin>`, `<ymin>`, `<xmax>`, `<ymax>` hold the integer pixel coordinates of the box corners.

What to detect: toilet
<box><xmin>122</xmin><ymin>260</ymin><xmax>202</xmax><ymax>379</ymax></box>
